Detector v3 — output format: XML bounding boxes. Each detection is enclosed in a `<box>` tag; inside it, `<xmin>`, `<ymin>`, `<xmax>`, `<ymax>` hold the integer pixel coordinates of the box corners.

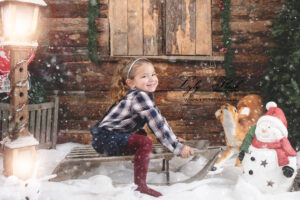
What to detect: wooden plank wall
<box><xmin>34</xmin><ymin>0</ymin><xmax>284</xmax><ymax>145</ymax></box>
<box><xmin>166</xmin><ymin>0</ymin><xmax>212</xmax><ymax>55</ymax></box>
<box><xmin>109</xmin><ymin>0</ymin><xmax>211</xmax><ymax>56</ymax></box>
<box><xmin>109</xmin><ymin>0</ymin><xmax>162</xmax><ymax>56</ymax></box>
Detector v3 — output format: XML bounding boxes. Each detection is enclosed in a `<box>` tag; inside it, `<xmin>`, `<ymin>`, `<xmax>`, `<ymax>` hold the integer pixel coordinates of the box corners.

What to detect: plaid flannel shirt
<box><xmin>99</xmin><ymin>89</ymin><xmax>184</xmax><ymax>155</ymax></box>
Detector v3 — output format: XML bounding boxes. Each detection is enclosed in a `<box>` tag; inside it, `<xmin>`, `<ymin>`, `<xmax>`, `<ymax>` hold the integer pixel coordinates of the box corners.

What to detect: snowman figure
<box><xmin>239</xmin><ymin>102</ymin><xmax>297</xmax><ymax>193</ymax></box>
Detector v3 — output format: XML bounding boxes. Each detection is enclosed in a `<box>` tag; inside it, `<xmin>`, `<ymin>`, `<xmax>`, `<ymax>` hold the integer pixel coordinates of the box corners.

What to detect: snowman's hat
<box><xmin>257</xmin><ymin>101</ymin><xmax>288</xmax><ymax>137</ymax></box>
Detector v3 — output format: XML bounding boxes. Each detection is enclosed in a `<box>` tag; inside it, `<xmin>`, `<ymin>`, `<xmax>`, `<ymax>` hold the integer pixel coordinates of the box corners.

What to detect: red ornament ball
<box><xmin>222</xmin><ymin>48</ymin><xmax>227</xmax><ymax>54</ymax></box>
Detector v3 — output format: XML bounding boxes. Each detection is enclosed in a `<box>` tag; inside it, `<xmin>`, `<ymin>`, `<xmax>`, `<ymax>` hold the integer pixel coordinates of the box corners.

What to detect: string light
<box><xmin>6</xmin><ymin>50</ymin><xmax>34</xmax><ymax>141</ymax></box>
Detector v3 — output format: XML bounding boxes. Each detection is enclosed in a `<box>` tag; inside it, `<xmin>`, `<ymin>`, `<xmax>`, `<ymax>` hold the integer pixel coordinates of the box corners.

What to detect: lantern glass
<box><xmin>13</xmin><ymin>148</ymin><xmax>36</xmax><ymax>179</ymax></box>
<box><xmin>1</xmin><ymin>2</ymin><xmax>40</xmax><ymax>44</ymax></box>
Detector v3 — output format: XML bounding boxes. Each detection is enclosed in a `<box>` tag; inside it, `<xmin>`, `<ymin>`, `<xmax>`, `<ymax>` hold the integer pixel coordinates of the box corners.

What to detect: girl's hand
<box><xmin>179</xmin><ymin>145</ymin><xmax>194</xmax><ymax>158</ymax></box>
<box><xmin>178</xmin><ymin>137</ymin><xmax>185</xmax><ymax>143</ymax></box>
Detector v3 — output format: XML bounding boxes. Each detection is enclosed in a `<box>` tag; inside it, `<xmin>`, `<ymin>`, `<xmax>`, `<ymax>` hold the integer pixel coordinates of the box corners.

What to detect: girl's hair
<box><xmin>110</xmin><ymin>58</ymin><xmax>152</xmax><ymax>104</ymax></box>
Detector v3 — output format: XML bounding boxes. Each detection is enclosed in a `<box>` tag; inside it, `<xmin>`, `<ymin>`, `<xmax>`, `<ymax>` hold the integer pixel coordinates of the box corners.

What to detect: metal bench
<box><xmin>50</xmin><ymin>140</ymin><xmax>222</xmax><ymax>185</ymax></box>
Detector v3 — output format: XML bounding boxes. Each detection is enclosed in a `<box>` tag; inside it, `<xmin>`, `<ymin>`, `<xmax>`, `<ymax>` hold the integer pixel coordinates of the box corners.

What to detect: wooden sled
<box><xmin>50</xmin><ymin>140</ymin><xmax>222</xmax><ymax>185</ymax></box>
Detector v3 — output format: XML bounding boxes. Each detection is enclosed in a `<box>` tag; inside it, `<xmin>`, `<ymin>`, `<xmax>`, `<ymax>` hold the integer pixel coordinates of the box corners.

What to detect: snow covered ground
<box><xmin>0</xmin><ymin>142</ymin><xmax>300</xmax><ymax>200</ymax></box>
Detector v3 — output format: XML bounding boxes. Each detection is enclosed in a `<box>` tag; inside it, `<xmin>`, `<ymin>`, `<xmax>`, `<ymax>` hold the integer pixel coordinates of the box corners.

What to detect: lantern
<box><xmin>0</xmin><ymin>0</ymin><xmax>46</xmax><ymax>180</ymax></box>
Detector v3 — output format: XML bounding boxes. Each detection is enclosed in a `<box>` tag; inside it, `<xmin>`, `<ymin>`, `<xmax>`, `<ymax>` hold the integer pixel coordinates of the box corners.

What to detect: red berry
<box><xmin>221</xmin><ymin>48</ymin><xmax>227</xmax><ymax>54</ymax></box>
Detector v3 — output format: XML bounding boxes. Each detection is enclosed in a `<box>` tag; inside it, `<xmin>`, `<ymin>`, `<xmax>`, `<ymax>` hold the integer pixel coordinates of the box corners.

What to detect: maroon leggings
<box><xmin>123</xmin><ymin>134</ymin><xmax>162</xmax><ymax>197</ymax></box>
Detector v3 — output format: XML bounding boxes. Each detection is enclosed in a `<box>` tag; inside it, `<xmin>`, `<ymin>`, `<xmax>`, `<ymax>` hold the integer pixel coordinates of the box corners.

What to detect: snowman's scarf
<box><xmin>252</xmin><ymin>136</ymin><xmax>297</xmax><ymax>166</ymax></box>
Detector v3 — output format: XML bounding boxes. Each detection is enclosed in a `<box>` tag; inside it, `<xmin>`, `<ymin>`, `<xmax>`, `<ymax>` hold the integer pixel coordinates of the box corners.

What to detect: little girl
<box><xmin>90</xmin><ymin>58</ymin><xmax>194</xmax><ymax>197</ymax></box>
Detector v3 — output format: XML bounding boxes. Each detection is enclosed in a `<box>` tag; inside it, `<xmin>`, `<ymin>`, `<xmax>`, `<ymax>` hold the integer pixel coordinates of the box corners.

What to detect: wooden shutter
<box><xmin>143</xmin><ymin>0</ymin><xmax>160</xmax><ymax>55</ymax></box>
<box><xmin>196</xmin><ymin>0</ymin><xmax>212</xmax><ymax>55</ymax></box>
<box><xmin>109</xmin><ymin>0</ymin><xmax>211</xmax><ymax>56</ymax></box>
<box><xmin>109</xmin><ymin>0</ymin><xmax>160</xmax><ymax>56</ymax></box>
<box><xmin>109</xmin><ymin>0</ymin><xmax>128</xmax><ymax>55</ymax></box>
<box><xmin>128</xmin><ymin>0</ymin><xmax>143</xmax><ymax>55</ymax></box>
<box><xmin>165</xmin><ymin>0</ymin><xmax>212</xmax><ymax>55</ymax></box>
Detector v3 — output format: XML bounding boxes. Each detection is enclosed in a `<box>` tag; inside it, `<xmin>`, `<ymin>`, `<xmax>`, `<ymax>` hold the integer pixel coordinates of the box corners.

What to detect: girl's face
<box><xmin>126</xmin><ymin>63</ymin><xmax>158</xmax><ymax>93</ymax></box>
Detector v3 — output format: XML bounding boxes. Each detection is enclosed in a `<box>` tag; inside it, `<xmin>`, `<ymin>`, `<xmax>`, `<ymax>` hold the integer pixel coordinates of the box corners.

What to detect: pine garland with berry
<box><xmin>260</xmin><ymin>0</ymin><xmax>300</xmax><ymax>149</ymax></box>
<box><xmin>0</xmin><ymin>77</ymin><xmax>48</xmax><ymax>104</ymax></box>
<box><xmin>87</xmin><ymin>0</ymin><xmax>99</xmax><ymax>63</ymax></box>
<box><xmin>7</xmin><ymin>122</ymin><xmax>19</xmax><ymax>141</ymax></box>
<box><xmin>219</xmin><ymin>0</ymin><xmax>236</xmax><ymax>95</ymax></box>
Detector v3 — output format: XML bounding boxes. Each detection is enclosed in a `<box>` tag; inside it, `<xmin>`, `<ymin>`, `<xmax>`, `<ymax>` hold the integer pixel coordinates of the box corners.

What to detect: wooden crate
<box><xmin>0</xmin><ymin>96</ymin><xmax>59</xmax><ymax>149</ymax></box>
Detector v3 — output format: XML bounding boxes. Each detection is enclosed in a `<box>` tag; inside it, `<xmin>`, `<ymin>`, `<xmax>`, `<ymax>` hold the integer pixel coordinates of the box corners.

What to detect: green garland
<box><xmin>87</xmin><ymin>0</ymin><xmax>99</xmax><ymax>63</ymax></box>
<box><xmin>219</xmin><ymin>0</ymin><xmax>236</xmax><ymax>95</ymax></box>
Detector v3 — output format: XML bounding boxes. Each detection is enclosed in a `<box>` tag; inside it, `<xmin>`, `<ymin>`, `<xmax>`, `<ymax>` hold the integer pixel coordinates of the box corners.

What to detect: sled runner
<box><xmin>50</xmin><ymin>140</ymin><xmax>221</xmax><ymax>185</ymax></box>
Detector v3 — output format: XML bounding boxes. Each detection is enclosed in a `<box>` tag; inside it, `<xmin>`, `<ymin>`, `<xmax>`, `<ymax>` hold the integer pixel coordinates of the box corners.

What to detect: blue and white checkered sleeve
<box><xmin>132</xmin><ymin>91</ymin><xmax>184</xmax><ymax>155</ymax></box>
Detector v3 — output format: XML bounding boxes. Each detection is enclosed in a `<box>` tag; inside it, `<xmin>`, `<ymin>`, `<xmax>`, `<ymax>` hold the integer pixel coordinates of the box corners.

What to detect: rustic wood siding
<box><xmin>109</xmin><ymin>0</ymin><xmax>212</xmax><ymax>56</ymax></box>
<box><xmin>166</xmin><ymin>0</ymin><xmax>212</xmax><ymax>55</ymax></box>
<box><xmin>109</xmin><ymin>0</ymin><xmax>161</xmax><ymax>56</ymax></box>
<box><xmin>196</xmin><ymin>0</ymin><xmax>212</xmax><ymax>55</ymax></box>
<box><xmin>109</xmin><ymin>0</ymin><xmax>128</xmax><ymax>55</ymax></box>
<box><xmin>33</xmin><ymin>0</ymin><xmax>285</xmax><ymax>145</ymax></box>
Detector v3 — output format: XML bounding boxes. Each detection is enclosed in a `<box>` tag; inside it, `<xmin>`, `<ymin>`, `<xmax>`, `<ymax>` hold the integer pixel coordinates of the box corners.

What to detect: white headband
<box><xmin>127</xmin><ymin>58</ymin><xmax>146</xmax><ymax>79</ymax></box>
